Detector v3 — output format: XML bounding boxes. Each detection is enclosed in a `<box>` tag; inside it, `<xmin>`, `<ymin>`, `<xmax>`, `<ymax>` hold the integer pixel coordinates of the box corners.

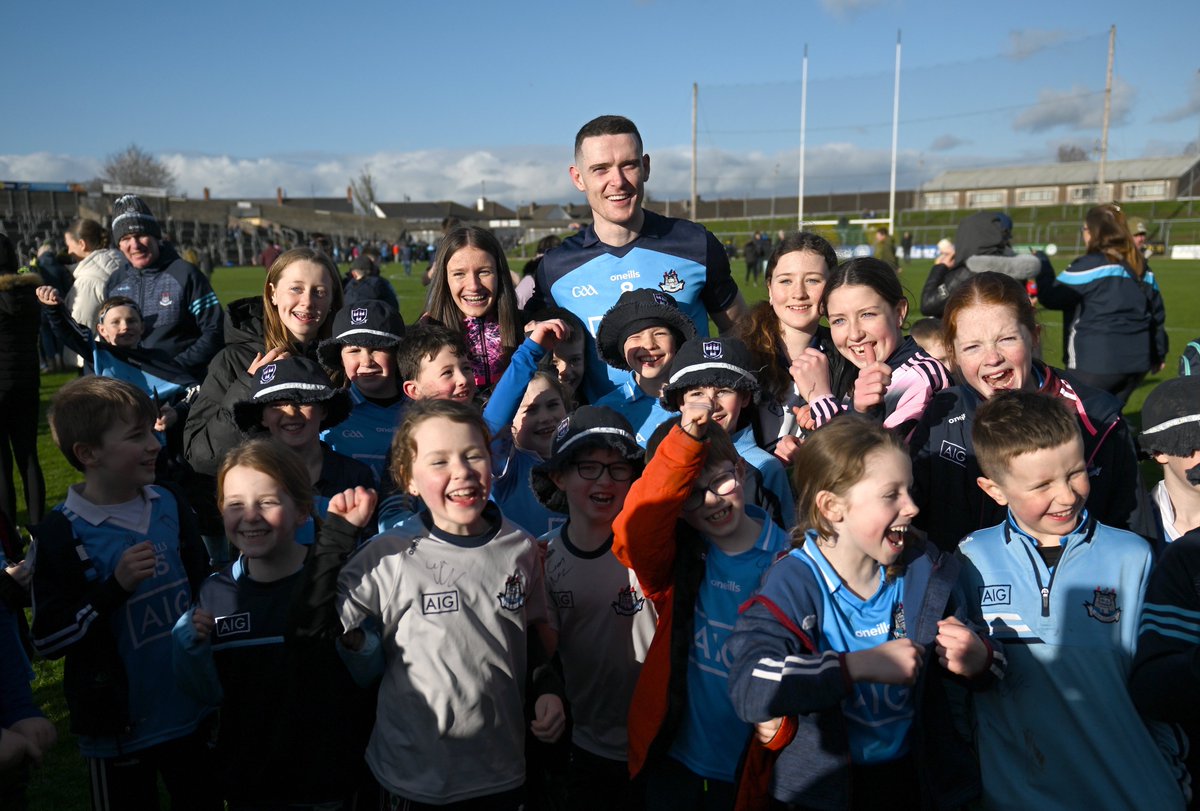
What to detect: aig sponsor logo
<box><xmin>939</xmin><ymin>440</ymin><xmax>966</xmax><ymax>467</ymax></box>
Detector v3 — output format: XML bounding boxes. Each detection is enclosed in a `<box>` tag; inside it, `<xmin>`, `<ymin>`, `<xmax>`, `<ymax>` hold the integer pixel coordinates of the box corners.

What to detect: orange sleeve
<box><xmin>612</xmin><ymin>425</ymin><xmax>708</xmax><ymax>601</ymax></box>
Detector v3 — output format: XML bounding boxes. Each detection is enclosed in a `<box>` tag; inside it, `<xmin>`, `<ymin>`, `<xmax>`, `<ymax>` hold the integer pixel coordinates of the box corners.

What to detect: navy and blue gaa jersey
<box><xmin>533</xmin><ymin>210</ymin><xmax>739</xmax><ymax>402</ymax></box>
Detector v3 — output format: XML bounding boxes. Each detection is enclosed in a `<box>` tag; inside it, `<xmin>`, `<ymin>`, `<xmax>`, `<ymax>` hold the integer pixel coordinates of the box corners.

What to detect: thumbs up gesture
<box><xmin>851</xmin><ymin>343</ymin><xmax>892</xmax><ymax>414</ymax></box>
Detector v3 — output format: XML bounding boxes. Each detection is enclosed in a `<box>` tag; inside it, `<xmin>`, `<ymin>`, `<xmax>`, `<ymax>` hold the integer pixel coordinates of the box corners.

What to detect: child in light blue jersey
<box><xmin>31</xmin><ymin>376</ymin><xmax>216</xmax><ymax>810</ymax></box>
<box><xmin>961</xmin><ymin>390</ymin><xmax>1188</xmax><ymax>810</ymax></box>
<box><xmin>728</xmin><ymin>415</ymin><xmax>992</xmax><ymax>809</ymax></box>
<box><xmin>482</xmin><ymin>318</ymin><xmax>573</xmax><ymax>537</ymax></box>
<box><xmin>660</xmin><ymin>335</ymin><xmax>794</xmax><ymax>530</ymax></box>
<box><xmin>593</xmin><ymin>288</ymin><xmax>697</xmax><ymax>445</ymax></box>
<box><xmin>317</xmin><ymin>300</ymin><xmax>406</xmax><ymax>484</ymax></box>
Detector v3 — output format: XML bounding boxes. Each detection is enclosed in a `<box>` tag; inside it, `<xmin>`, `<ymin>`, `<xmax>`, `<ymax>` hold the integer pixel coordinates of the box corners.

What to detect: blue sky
<box><xmin>3</xmin><ymin>0</ymin><xmax>1197</xmax><ymax>206</ymax></box>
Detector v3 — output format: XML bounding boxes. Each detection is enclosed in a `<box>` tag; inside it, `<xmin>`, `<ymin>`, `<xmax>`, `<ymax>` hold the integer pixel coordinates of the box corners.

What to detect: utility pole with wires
<box><xmin>691</xmin><ymin>82</ymin><xmax>698</xmax><ymax>222</ymax></box>
<box><xmin>1097</xmin><ymin>24</ymin><xmax>1115</xmax><ymax>202</ymax></box>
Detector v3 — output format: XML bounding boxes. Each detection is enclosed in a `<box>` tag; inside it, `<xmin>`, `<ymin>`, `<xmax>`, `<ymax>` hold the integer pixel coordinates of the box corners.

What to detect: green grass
<box><xmin>15</xmin><ymin>256</ymin><xmax>1200</xmax><ymax>808</ymax></box>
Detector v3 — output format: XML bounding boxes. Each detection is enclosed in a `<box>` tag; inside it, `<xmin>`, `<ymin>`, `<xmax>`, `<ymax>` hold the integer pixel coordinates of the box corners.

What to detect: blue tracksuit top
<box><xmin>531</xmin><ymin>210</ymin><xmax>740</xmax><ymax>402</ymax></box>
<box><xmin>958</xmin><ymin>513</ymin><xmax>1187</xmax><ymax>810</ymax></box>
<box><xmin>732</xmin><ymin>425</ymin><xmax>795</xmax><ymax>529</ymax></box>
<box><xmin>321</xmin><ymin>384</ymin><xmax>407</xmax><ymax>485</ymax></box>
<box><xmin>593</xmin><ymin>373</ymin><xmax>676</xmax><ymax>447</ymax></box>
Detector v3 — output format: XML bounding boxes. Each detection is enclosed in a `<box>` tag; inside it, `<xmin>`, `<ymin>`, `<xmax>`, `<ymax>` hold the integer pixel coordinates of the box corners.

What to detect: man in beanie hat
<box><xmin>233</xmin><ymin>356</ymin><xmax>374</xmax><ymax>526</ymax></box>
<box><xmin>531</xmin><ymin>406</ymin><xmax>653</xmax><ymax>807</ymax></box>
<box><xmin>1140</xmin><ymin>375</ymin><xmax>1200</xmax><ymax>545</ymax></box>
<box><xmin>661</xmin><ymin>336</ymin><xmax>794</xmax><ymax>528</ymax></box>
<box><xmin>526</xmin><ymin>115</ymin><xmax>748</xmax><ymax>404</ymax></box>
<box><xmin>317</xmin><ymin>301</ymin><xmax>406</xmax><ymax>483</ymax></box>
<box><xmin>593</xmin><ymin>288</ymin><xmax>697</xmax><ymax>445</ymax></box>
<box><xmin>105</xmin><ymin>194</ymin><xmax>224</xmax><ymax>378</ymax></box>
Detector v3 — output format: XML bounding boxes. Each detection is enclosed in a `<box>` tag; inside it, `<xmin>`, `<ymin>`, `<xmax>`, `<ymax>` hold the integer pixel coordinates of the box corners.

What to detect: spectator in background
<box><xmin>743</xmin><ymin>234</ymin><xmax>761</xmax><ymax>283</ymax></box>
<box><xmin>1130</xmin><ymin>218</ymin><xmax>1151</xmax><ymax>259</ymax></box>
<box><xmin>343</xmin><ymin>254</ymin><xmax>399</xmax><ymax>310</ymax></box>
<box><xmin>872</xmin><ymin>225</ymin><xmax>898</xmax><ymax>269</ymax></box>
<box><xmin>401</xmin><ymin>242</ymin><xmax>413</xmax><ymax>276</ymax></box>
<box><xmin>63</xmin><ymin>218</ymin><xmax>128</xmax><ymax>337</ymax></box>
<box><xmin>1037</xmin><ymin>203</ymin><xmax>1167</xmax><ymax>406</ymax></box>
<box><xmin>920</xmin><ymin>212</ymin><xmax>1039</xmax><ymax>318</ymax></box>
<box><xmin>104</xmin><ymin>194</ymin><xmax>225</xmax><ymax>379</ymax></box>
<box><xmin>0</xmin><ymin>234</ymin><xmax>45</xmax><ymax>525</ymax></box>
<box><xmin>901</xmin><ymin>230</ymin><xmax>913</xmax><ymax>265</ymax></box>
<box><xmin>259</xmin><ymin>239</ymin><xmax>282</xmax><ymax>270</ymax></box>
<box><xmin>516</xmin><ymin>235</ymin><xmax>562</xmax><ymax>312</ymax></box>
<box><xmin>34</xmin><ymin>240</ymin><xmax>70</xmax><ymax>372</ymax></box>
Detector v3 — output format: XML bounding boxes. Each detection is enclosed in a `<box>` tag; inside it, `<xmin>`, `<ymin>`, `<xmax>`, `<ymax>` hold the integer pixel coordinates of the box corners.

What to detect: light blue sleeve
<box><xmin>483</xmin><ymin>337</ymin><xmax>546</xmax><ymax>435</ymax></box>
<box><xmin>171</xmin><ymin>607</ymin><xmax>224</xmax><ymax>707</ymax></box>
<box><xmin>336</xmin><ymin>626</ymin><xmax>386</xmax><ymax>687</ymax></box>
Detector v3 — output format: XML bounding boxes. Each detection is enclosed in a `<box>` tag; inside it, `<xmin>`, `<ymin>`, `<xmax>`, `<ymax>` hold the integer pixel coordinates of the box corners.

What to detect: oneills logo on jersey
<box><xmin>658</xmin><ymin>269</ymin><xmax>685</xmax><ymax>294</ymax></box>
<box><xmin>497</xmin><ymin>571</ymin><xmax>527</xmax><ymax>610</ymax></box>
<box><xmin>611</xmin><ymin>585</ymin><xmax>646</xmax><ymax>616</ymax></box>
<box><xmin>1084</xmin><ymin>587</ymin><xmax>1121</xmax><ymax>623</ymax></box>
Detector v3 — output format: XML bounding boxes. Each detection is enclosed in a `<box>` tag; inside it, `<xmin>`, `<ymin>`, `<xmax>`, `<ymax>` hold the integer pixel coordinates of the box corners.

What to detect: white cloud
<box><xmin>0</xmin><ymin>152</ymin><xmax>102</xmax><ymax>185</ymax></box>
<box><xmin>1154</xmin><ymin>72</ymin><xmax>1200</xmax><ymax>124</ymax></box>
<box><xmin>1012</xmin><ymin>79</ymin><xmax>1133</xmax><ymax>134</ymax></box>
<box><xmin>1006</xmin><ymin>29</ymin><xmax>1069</xmax><ymax>60</ymax></box>
<box><xmin>819</xmin><ymin>0</ymin><xmax>888</xmax><ymax>16</ymax></box>
<box><xmin>930</xmin><ymin>134</ymin><xmax>969</xmax><ymax>152</ymax></box>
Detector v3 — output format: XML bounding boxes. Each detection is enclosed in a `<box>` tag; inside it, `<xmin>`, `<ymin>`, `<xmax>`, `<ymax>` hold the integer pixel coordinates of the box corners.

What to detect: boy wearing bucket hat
<box><xmin>531</xmin><ymin>406</ymin><xmax>653</xmax><ymax>807</ymax></box>
<box><xmin>593</xmin><ymin>288</ymin><xmax>697</xmax><ymax>445</ymax></box>
<box><xmin>233</xmin><ymin>356</ymin><xmax>374</xmax><ymax>527</ymax></box>
<box><xmin>660</xmin><ymin>336</ymin><xmax>794</xmax><ymax>529</ymax></box>
<box><xmin>317</xmin><ymin>300</ymin><xmax>406</xmax><ymax>484</ymax></box>
<box><xmin>1139</xmin><ymin>376</ymin><xmax>1200</xmax><ymax>546</ymax></box>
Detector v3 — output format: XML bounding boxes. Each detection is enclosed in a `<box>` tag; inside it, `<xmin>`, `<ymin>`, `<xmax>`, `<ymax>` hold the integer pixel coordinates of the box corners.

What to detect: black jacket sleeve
<box><xmin>28</xmin><ymin>513</ymin><xmax>134</xmax><ymax>659</ymax></box>
<box><xmin>43</xmin><ymin>302</ymin><xmax>95</xmax><ymax>362</ymax></box>
<box><xmin>184</xmin><ymin>347</ymin><xmax>253</xmax><ymax>476</ymax></box>
<box><xmin>1131</xmin><ymin>531</ymin><xmax>1200</xmax><ymax>723</ymax></box>
<box><xmin>288</xmin><ymin>514</ymin><xmax>360</xmax><ymax>642</ymax></box>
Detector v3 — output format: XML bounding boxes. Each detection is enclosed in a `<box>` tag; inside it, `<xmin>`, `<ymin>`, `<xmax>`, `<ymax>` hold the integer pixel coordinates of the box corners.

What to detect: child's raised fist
<box><xmin>846</xmin><ymin>637</ymin><xmax>925</xmax><ymax>685</ymax></box>
<box><xmin>34</xmin><ymin>286</ymin><xmax>60</xmax><ymax>307</ymax></box>
<box><xmin>328</xmin><ymin>486</ymin><xmax>378</xmax><ymax>530</ymax></box>
<box><xmin>935</xmin><ymin>616</ymin><xmax>989</xmax><ymax>678</ymax></box>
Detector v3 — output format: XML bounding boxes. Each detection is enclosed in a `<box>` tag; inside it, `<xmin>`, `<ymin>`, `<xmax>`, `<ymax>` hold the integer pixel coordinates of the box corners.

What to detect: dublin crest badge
<box><xmin>658</xmin><ymin>269</ymin><xmax>685</xmax><ymax>294</ymax></box>
<box><xmin>497</xmin><ymin>571</ymin><xmax>527</xmax><ymax>611</ymax></box>
<box><xmin>611</xmin><ymin>585</ymin><xmax>646</xmax><ymax>616</ymax></box>
<box><xmin>1084</xmin><ymin>587</ymin><xmax>1121</xmax><ymax>623</ymax></box>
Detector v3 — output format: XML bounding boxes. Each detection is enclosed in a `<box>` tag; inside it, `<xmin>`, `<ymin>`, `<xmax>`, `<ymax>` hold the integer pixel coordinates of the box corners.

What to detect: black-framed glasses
<box><xmin>572</xmin><ymin>461</ymin><xmax>636</xmax><ymax>482</ymax></box>
<box><xmin>683</xmin><ymin>470</ymin><xmax>739</xmax><ymax>511</ymax></box>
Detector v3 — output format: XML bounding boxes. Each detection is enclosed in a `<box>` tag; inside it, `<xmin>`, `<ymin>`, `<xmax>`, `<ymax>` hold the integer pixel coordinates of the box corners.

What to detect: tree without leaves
<box><xmin>350</xmin><ymin>166</ymin><xmax>378</xmax><ymax>215</ymax></box>
<box><xmin>100</xmin><ymin>144</ymin><xmax>177</xmax><ymax>191</ymax></box>
<box><xmin>1056</xmin><ymin>144</ymin><xmax>1091</xmax><ymax>163</ymax></box>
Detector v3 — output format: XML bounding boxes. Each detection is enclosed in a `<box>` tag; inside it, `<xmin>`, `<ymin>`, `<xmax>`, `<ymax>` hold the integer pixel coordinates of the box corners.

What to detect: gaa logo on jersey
<box><xmin>1084</xmin><ymin>587</ymin><xmax>1121</xmax><ymax>623</ymax></box>
<box><xmin>702</xmin><ymin>341</ymin><xmax>723</xmax><ymax>360</ymax></box>
<box><xmin>350</xmin><ymin>307</ymin><xmax>368</xmax><ymax>325</ymax></box>
<box><xmin>497</xmin><ymin>571</ymin><xmax>526</xmax><ymax>611</ymax></box>
<box><xmin>571</xmin><ymin>284</ymin><xmax>599</xmax><ymax>298</ymax></box>
<box><xmin>260</xmin><ymin>364</ymin><xmax>277</xmax><ymax>384</ymax></box>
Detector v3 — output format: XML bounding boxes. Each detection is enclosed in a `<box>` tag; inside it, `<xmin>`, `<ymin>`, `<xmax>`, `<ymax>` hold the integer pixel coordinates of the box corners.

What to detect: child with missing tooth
<box><xmin>959</xmin><ymin>391</ymin><xmax>1188</xmax><ymax>810</ymax></box>
<box><xmin>30</xmin><ymin>377</ymin><xmax>215</xmax><ymax>811</ymax></box>
<box><xmin>172</xmin><ymin>438</ymin><xmax>376</xmax><ymax>808</ymax></box>
<box><xmin>332</xmin><ymin>399</ymin><xmax>563</xmax><ymax>808</ymax></box>
<box><xmin>613</xmin><ymin>401</ymin><xmax>788</xmax><ymax>808</ymax></box>
<box><xmin>727</xmin><ymin>416</ymin><xmax>992</xmax><ymax>809</ymax></box>
<box><xmin>594</xmin><ymin>289</ymin><xmax>698</xmax><ymax>446</ymax></box>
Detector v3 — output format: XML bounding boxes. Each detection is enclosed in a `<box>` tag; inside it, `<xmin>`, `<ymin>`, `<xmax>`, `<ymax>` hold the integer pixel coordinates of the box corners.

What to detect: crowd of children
<box><xmin>2</xmin><ymin>217</ymin><xmax>1199</xmax><ymax>811</ymax></box>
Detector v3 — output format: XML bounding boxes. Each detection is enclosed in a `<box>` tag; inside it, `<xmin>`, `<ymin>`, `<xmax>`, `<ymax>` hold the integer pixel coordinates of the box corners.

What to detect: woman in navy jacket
<box><xmin>1036</xmin><ymin>202</ymin><xmax>1167</xmax><ymax>406</ymax></box>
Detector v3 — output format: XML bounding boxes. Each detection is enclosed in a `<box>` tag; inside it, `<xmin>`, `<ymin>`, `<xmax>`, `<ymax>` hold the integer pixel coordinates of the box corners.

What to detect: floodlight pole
<box><xmin>1097</xmin><ymin>25</ymin><xmax>1115</xmax><ymax>202</ymax></box>
<box><xmin>691</xmin><ymin>82</ymin><xmax>698</xmax><ymax>222</ymax></box>
<box><xmin>888</xmin><ymin>30</ymin><xmax>901</xmax><ymax>235</ymax></box>
<box><xmin>798</xmin><ymin>44</ymin><xmax>808</xmax><ymax>230</ymax></box>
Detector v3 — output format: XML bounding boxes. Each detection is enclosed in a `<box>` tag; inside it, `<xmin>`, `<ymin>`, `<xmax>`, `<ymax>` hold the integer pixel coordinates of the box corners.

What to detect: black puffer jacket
<box><xmin>0</xmin><ymin>272</ymin><xmax>43</xmax><ymax>393</ymax></box>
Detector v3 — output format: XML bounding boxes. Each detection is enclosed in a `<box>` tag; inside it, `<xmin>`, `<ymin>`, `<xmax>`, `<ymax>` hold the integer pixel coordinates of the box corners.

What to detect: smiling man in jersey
<box><xmin>529</xmin><ymin>115</ymin><xmax>748</xmax><ymax>403</ymax></box>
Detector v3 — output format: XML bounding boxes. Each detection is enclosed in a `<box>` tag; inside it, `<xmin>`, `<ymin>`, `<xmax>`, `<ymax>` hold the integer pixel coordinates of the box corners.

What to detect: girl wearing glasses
<box><xmin>612</xmin><ymin>400</ymin><xmax>789</xmax><ymax>809</ymax></box>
